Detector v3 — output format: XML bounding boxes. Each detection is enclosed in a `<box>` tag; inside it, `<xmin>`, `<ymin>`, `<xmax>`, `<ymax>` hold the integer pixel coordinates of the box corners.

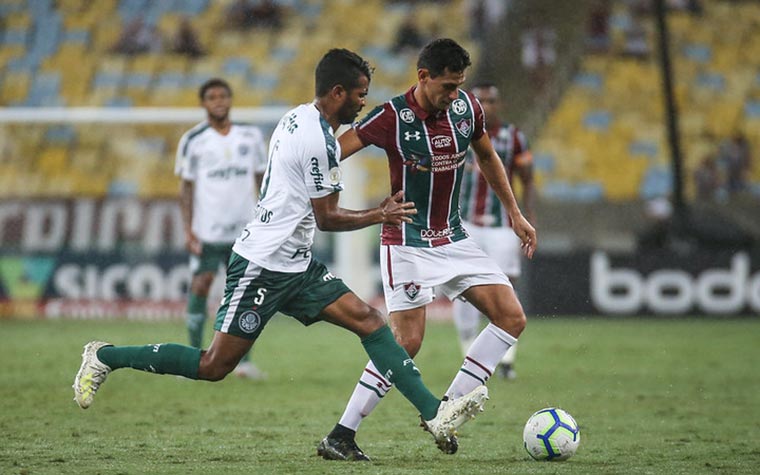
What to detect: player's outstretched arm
<box><xmin>337</xmin><ymin>128</ymin><xmax>366</xmax><ymax>161</ymax></box>
<box><xmin>471</xmin><ymin>134</ymin><xmax>537</xmax><ymax>258</ymax></box>
<box><xmin>311</xmin><ymin>190</ymin><xmax>416</xmax><ymax>232</ymax></box>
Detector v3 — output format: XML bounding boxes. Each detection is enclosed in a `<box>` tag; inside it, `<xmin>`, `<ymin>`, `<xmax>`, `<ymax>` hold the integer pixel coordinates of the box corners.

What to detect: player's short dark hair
<box><xmin>315</xmin><ymin>48</ymin><xmax>372</xmax><ymax>97</ymax></box>
<box><xmin>417</xmin><ymin>38</ymin><xmax>471</xmax><ymax>78</ymax></box>
<box><xmin>199</xmin><ymin>78</ymin><xmax>232</xmax><ymax>101</ymax></box>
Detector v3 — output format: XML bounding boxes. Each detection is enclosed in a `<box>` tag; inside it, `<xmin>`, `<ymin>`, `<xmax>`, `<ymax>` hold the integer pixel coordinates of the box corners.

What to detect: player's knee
<box><xmin>358</xmin><ymin>307</ymin><xmax>385</xmax><ymax>335</ymax></box>
<box><xmin>393</xmin><ymin>331</ymin><xmax>422</xmax><ymax>357</ymax></box>
<box><xmin>191</xmin><ymin>274</ymin><xmax>214</xmax><ymax>295</ymax></box>
<box><xmin>503</xmin><ymin>310</ymin><xmax>526</xmax><ymax>337</ymax></box>
<box><xmin>197</xmin><ymin>354</ymin><xmax>235</xmax><ymax>382</ymax></box>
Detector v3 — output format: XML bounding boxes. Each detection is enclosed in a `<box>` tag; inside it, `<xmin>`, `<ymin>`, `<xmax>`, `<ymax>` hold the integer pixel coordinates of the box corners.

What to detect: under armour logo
<box><xmin>404</xmin><ymin>131</ymin><xmax>421</xmax><ymax>141</ymax></box>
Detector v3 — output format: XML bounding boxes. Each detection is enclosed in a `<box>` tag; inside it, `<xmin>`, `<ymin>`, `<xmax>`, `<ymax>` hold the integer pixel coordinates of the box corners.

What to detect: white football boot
<box><xmin>233</xmin><ymin>361</ymin><xmax>267</xmax><ymax>380</ymax></box>
<box><xmin>73</xmin><ymin>341</ymin><xmax>112</xmax><ymax>409</ymax></box>
<box><xmin>421</xmin><ymin>385</ymin><xmax>489</xmax><ymax>454</ymax></box>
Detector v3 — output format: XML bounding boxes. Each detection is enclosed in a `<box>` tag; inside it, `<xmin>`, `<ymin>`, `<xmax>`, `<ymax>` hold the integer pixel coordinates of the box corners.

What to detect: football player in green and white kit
<box><xmin>176</xmin><ymin>78</ymin><xmax>267</xmax><ymax>380</ymax></box>
<box><xmin>74</xmin><ymin>49</ymin><xmax>488</xmax><ymax>454</ymax></box>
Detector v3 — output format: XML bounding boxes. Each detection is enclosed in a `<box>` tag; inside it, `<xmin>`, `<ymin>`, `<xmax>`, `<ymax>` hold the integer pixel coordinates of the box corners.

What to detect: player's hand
<box><xmin>379</xmin><ymin>190</ymin><xmax>417</xmax><ymax>225</ymax></box>
<box><xmin>512</xmin><ymin>214</ymin><xmax>537</xmax><ymax>258</ymax></box>
<box><xmin>186</xmin><ymin>233</ymin><xmax>202</xmax><ymax>255</ymax></box>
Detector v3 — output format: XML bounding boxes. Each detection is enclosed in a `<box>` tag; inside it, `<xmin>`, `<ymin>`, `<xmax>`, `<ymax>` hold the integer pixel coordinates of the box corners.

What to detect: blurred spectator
<box><xmin>225</xmin><ymin>0</ymin><xmax>255</xmax><ymax>30</ymax></box>
<box><xmin>225</xmin><ymin>0</ymin><xmax>283</xmax><ymax>31</ymax></box>
<box><xmin>112</xmin><ymin>17</ymin><xmax>163</xmax><ymax>55</ymax></box>
<box><xmin>586</xmin><ymin>0</ymin><xmax>611</xmax><ymax>53</ymax></box>
<box><xmin>717</xmin><ymin>132</ymin><xmax>752</xmax><ymax>193</ymax></box>
<box><xmin>172</xmin><ymin>18</ymin><xmax>205</xmax><ymax>58</ymax></box>
<box><xmin>621</xmin><ymin>14</ymin><xmax>649</xmax><ymax>60</ymax></box>
<box><xmin>693</xmin><ymin>155</ymin><xmax>721</xmax><ymax>201</ymax></box>
<box><xmin>520</xmin><ymin>26</ymin><xmax>556</xmax><ymax>92</ymax></box>
<box><xmin>392</xmin><ymin>17</ymin><xmax>425</xmax><ymax>54</ymax></box>
<box><xmin>466</xmin><ymin>0</ymin><xmax>510</xmax><ymax>42</ymax></box>
<box><xmin>250</xmin><ymin>0</ymin><xmax>284</xmax><ymax>30</ymax></box>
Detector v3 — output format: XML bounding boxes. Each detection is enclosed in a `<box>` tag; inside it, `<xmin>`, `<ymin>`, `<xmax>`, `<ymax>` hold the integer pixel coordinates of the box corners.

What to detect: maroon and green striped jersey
<box><xmin>355</xmin><ymin>86</ymin><xmax>486</xmax><ymax>247</ymax></box>
<box><xmin>460</xmin><ymin>123</ymin><xmax>531</xmax><ymax>228</ymax></box>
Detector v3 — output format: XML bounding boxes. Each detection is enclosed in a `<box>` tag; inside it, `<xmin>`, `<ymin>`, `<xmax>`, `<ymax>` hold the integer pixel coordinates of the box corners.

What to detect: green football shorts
<box><xmin>189</xmin><ymin>242</ymin><xmax>233</xmax><ymax>275</ymax></box>
<box><xmin>214</xmin><ymin>252</ymin><xmax>351</xmax><ymax>339</ymax></box>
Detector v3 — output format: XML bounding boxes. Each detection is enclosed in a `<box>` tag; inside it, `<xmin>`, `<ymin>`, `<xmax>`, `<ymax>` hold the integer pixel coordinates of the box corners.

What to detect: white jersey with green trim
<box><xmin>175</xmin><ymin>121</ymin><xmax>267</xmax><ymax>243</ymax></box>
<box><xmin>233</xmin><ymin>103</ymin><xmax>344</xmax><ymax>272</ymax></box>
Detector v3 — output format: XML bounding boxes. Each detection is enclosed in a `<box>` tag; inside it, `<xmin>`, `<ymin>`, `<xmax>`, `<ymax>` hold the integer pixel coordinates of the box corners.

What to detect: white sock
<box><xmin>445</xmin><ymin>323</ymin><xmax>517</xmax><ymax>399</ymax></box>
<box><xmin>452</xmin><ymin>298</ymin><xmax>481</xmax><ymax>356</ymax></box>
<box><xmin>338</xmin><ymin>361</ymin><xmax>393</xmax><ymax>431</ymax></box>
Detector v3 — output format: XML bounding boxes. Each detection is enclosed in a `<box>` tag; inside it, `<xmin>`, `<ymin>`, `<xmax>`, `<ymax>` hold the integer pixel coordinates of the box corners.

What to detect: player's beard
<box><xmin>338</xmin><ymin>102</ymin><xmax>361</xmax><ymax>125</ymax></box>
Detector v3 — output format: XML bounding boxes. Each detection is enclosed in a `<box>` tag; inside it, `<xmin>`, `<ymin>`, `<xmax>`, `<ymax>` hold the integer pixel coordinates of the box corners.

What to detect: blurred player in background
<box><xmin>74</xmin><ymin>49</ymin><xmax>488</xmax><ymax>452</ymax></box>
<box><xmin>176</xmin><ymin>78</ymin><xmax>267</xmax><ymax>380</ymax></box>
<box><xmin>455</xmin><ymin>82</ymin><xmax>535</xmax><ymax>380</ymax></box>
<box><xmin>319</xmin><ymin>38</ymin><xmax>536</xmax><ymax>461</ymax></box>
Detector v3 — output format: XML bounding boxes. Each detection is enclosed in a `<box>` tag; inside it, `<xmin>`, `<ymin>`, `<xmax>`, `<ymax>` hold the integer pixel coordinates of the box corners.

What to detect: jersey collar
<box><xmin>405</xmin><ymin>86</ymin><xmax>431</xmax><ymax>121</ymax></box>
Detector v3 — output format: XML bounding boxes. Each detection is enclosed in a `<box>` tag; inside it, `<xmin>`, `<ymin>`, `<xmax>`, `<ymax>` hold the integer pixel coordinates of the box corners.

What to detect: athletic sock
<box><xmin>360</xmin><ymin>326</ymin><xmax>439</xmax><ymax>421</ymax></box>
<box><xmin>445</xmin><ymin>323</ymin><xmax>517</xmax><ymax>399</ymax></box>
<box><xmin>97</xmin><ymin>344</ymin><xmax>201</xmax><ymax>380</ymax></box>
<box><xmin>338</xmin><ymin>361</ymin><xmax>391</xmax><ymax>431</ymax></box>
<box><xmin>186</xmin><ymin>293</ymin><xmax>207</xmax><ymax>348</ymax></box>
<box><xmin>452</xmin><ymin>299</ymin><xmax>481</xmax><ymax>356</ymax></box>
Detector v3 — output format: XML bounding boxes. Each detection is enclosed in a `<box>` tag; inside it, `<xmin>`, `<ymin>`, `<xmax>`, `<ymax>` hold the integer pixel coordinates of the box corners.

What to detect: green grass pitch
<box><xmin>1</xmin><ymin>316</ymin><xmax>759</xmax><ymax>474</ymax></box>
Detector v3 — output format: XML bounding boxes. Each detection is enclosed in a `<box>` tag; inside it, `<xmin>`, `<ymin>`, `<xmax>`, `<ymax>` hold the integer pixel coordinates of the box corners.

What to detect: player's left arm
<box><xmin>471</xmin><ymin>134</ymin><xmax>537</xmax><ymax>258</ymax></box>
<box><xmin>311</xmin><ymin>190</ymin><xmax>416</xmax><ymax>232</ymax></box>
<box><xmin>515</xmin><ymin>152</ymin><xmax>536</xmax><ymax>226</ymax></box>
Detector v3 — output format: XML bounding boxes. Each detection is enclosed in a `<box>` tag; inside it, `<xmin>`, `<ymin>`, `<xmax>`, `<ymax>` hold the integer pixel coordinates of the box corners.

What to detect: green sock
<box><xmin>187</xmin><ymin>293</ymin><xmax>207</xmax><ymax>348</ymax></box>
<box><xmin>361</xmin><ymin>326</ymin><xmax>440</xmax><ymax>420</ymax></box>
<box><xmin>97</xmin><ymin>344</ymin><xmax>201</xmax><ymax>380</ymax></box>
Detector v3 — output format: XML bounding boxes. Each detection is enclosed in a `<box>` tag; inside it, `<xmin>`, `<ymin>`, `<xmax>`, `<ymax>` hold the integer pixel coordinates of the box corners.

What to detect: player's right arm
<box><xmin>311</xmin><ymin>190</ymin><xmax>416</xmax><ymax>232</ymax></box>
<box><xmin>338</xmin><ymin>104</ymin><xmax>392</xmax><ymax>161</ymax></box>
<box><xmin>175</xmin><ymin>131</ymin><xmax>202</xmax><ymax>255</ymax></box>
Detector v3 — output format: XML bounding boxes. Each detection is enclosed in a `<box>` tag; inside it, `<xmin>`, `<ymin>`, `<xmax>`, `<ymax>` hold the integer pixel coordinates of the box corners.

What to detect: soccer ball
<box><xmin>523</xmin><ymin>407</ymin><xmax>580</xmax><ymax>461</ymax></box>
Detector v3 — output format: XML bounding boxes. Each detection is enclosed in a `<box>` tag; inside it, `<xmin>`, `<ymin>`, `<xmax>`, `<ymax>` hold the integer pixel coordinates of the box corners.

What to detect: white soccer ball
<box><xmin>522</xmin><ymin>407</ymin><xmax>580</xmax><ymax>461</ymax></box>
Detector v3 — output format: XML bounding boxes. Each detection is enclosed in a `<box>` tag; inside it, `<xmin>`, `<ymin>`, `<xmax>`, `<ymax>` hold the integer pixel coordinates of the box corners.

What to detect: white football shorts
<box><xmin>463</xmin><ymin>220</ymin><xmax>523</xmax><ymax>278</ymax></box>
<box><xmin>380</xmin><ymin>238</ymin><xmax>511</xmax><ymax>312</ymax></box>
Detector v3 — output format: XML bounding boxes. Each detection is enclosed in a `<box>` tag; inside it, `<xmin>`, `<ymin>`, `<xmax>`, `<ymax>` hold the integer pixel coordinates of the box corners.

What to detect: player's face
<box><xmin>201</xmin><ymin>86</ymin><xmax>232</xmax><ymax>122</ymax></box>
<box><xmin>420</xmin><ymin>67</ymin><xmax>466</xmax><ymax>112</ymax></box>
<box><xmin>472</xmin><ymin>86</ymin><xmax>500</xmax><ymax>123</ymax></box>
<box><xmin>337</xmin><ymin>74</ymin><xmax>369</xmax><ymax>124</ymax></box>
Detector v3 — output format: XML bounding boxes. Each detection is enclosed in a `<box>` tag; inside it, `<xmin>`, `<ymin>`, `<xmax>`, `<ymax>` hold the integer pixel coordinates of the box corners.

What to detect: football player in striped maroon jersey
<box><xmin>320</xmin><ymin>39</ymin><xmax>537</xmax><ymax>460</ymax></box>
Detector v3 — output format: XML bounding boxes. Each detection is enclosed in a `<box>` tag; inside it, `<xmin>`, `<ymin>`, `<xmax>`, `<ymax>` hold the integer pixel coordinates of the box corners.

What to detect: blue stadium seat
<box><xmin>533</xmin><ymin>152</ymin><xmax>556</xmax><ymax>173</ymax></box>
<box><xmin>744</xmin><ymin>100</ymin><xmax>760</xmax><ymax>118</ymax></box>
<box><xmin>574</xmin><ymin>72</ymin><xmax>604</xmax><ymax>91</ymax></box>
<box><xmin>639</xmin><ymin>167</ymin><xmax>672</xmax><ymax>200</ymax></box>
<box><xmin>682</xmin><ymin>43</ymin><xmax>711</xmax><ymax>63</ymax></box>
<box><xmin>628</xmin><ymin>140</ymin><xmax>659</xmax><ymax>158</ymax></box>
<box><xmin>583</xmin><ymin>110</ymin><xmax>612</xmax><ymax>131</ymax></box>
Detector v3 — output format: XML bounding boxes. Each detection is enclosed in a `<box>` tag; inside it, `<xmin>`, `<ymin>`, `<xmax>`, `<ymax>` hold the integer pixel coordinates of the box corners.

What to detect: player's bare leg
<box><xmin>445</xmin><ymin>284</ymin><xmax>525</xmax><ymax>399</ymax></box>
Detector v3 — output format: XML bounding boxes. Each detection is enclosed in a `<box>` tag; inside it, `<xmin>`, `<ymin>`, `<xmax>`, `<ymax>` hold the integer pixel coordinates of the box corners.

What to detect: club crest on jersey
<box><xmin>451</xmin><ymin>99</ymin><xmax>468</xmax><ymax>115</ymax></box>
<box><xmin>399</xmin><ymin>108</ymin><xmax>415</xmax><ymax>123</ymax></box>
<box><xmin>238</xmin><ymin>310</ymin><xmax>261</xmax><ymax>334</ymax></box>
<box><xmin>404</xmin><ymin>282</ymin><xmax>421</xmax><ymax>300</ymax></box>
<box><xmin>238</xmin><ymin>144</ymin><xmax>249</xmax><ymax>156</ymax></box>
<box><xmin>455</xmin><ymin>118</ymin><xmax>472</xmax><ymax>138</ymax></box>
<box><xmin>404</xmin><ymin>130</ymin><xmax>421</xmax><ymax>141</ymax></box>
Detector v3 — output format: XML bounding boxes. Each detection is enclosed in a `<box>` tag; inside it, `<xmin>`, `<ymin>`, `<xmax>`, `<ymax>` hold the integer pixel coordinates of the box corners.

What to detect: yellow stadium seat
<box><xmin>0</xmin><ymin>71</ymin><xmax>31</xmax><ymax>105</ymax></box>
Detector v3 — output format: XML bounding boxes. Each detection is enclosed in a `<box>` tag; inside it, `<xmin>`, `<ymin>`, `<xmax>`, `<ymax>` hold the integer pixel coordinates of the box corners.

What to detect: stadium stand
<box><xmin>533</xmin><ymin>0</ymin><xmax>760</xmax><ymax>202</ymax></box>
<box><xmin>0</xmin><ymin>0</ymin><xmax>474</xmax><ymax>199</ymax></box>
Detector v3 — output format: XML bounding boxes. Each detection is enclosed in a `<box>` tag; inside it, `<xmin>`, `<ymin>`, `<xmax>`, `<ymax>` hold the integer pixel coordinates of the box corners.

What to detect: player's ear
<box><xmin>417</xmin><ymin>68</ymin><xmax>430</xmax><ymax>83</ymax></box>
<box><xmin>331</xmin><ymin>84</ymin><xmax>346</xmax><ymax>100</ymax></box>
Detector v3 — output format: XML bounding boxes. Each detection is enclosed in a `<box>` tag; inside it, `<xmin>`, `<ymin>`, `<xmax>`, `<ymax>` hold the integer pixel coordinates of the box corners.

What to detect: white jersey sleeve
<box><xmin>174</xmin><ymin>122</ymin><xmax>206</xmax><ymax>180</ymax></box>
<box><xmin>302</xmin><ymin>122</ymin><xmax>344</xmax><ymax>198</ymax></box>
